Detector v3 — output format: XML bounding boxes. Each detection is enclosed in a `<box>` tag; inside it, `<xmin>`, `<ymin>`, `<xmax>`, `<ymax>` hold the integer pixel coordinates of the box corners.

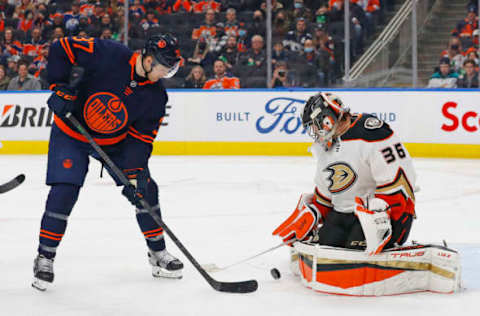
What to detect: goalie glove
<box><xmin>273</xmin><ymin>193</ymin><xmax>322</xmax><ymax>245</ymax></box>
<box><xmin>354</xmin><ymin>196</ymin><xmax>392</xmax><ymax>256</ymax></box>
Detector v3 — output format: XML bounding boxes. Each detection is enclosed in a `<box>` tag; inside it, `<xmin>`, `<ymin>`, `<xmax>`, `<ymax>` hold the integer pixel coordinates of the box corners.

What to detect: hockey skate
<box><xmin>32</xmin><ymin>254</ymin><xmax>54</xmax><ymax>291</ymax></box>
<box><xmin>148</xmin><ymin>250</ymin><xmax>183</xmax><ymax>279</ymax></box>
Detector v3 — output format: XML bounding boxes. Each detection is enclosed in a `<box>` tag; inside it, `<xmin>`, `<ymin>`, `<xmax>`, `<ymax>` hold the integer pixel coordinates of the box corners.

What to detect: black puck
<box><xmin>270</xmin><ymin>268</ymin><xmax>281</xmax><ymax>280</ymax></box>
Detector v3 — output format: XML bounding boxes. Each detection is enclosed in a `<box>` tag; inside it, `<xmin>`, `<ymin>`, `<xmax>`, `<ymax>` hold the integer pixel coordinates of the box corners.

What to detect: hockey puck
<box><xmin>270</xmin><ymin>268</ymin><xmax>281</xmax><ymax>280</ymax></box>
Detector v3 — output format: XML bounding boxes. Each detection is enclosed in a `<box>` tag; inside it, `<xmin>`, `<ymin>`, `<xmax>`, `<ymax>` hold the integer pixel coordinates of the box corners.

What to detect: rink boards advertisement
<box><xmin>0</xmin><ymin>89</ymin><xmax>479</xmax><ymax>158</ymax></box>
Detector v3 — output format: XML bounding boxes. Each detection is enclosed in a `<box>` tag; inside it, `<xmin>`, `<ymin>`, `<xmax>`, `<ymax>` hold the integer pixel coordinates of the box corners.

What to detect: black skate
<box><xmin>148</xmin><ymin>250</ymin><xmax>183</xmax><ymax>279</ymax></box>
<box><xmin>32</xmin><ymin>254</ymin><xmax>54</xmax><ymax>291</ymax></box>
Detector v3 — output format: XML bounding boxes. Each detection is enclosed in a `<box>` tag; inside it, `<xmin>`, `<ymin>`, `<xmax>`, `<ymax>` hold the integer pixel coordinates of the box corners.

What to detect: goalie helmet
<box><xmin>143</xmin><ymin>33</ymin><xmax>181</xmax><ymax>78</ymax></box>
<box><xmin>301</xmin><ymin>92</ymin><xmax>350</xmax><ymax>150</ymax></box>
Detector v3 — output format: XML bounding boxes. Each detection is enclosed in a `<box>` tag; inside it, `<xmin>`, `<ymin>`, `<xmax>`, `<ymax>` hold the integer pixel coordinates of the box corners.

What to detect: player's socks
<box><xmin>148</xmin><ymin>249</ymin><xmax>183</xmax><ymax>279</ymax></box>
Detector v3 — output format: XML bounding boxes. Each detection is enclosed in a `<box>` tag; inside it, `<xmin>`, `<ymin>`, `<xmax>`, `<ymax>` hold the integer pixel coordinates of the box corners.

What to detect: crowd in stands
<box><xmin>0</xmin><ymin>0</ymin><xmax>396</xmax><ymax>90</ymax></box>
<box><xmin>428</xmin><ymin>0</ymin><xmax>480</xmax><ymax>88</ymax></box>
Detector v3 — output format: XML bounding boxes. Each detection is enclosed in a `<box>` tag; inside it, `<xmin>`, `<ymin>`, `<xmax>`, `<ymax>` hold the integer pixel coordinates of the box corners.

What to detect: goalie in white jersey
<box><xmin>273</xmin><ymin>92</ymin><xmax>416</xmax><ymax>255</ymax></box>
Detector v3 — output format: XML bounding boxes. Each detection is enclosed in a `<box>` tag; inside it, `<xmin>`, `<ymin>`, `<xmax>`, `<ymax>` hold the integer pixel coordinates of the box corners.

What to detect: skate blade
<box><xmin>32</xmin><ymin>278</ymin><xmax>50</xmax><ymax>291</ymax></box>
<box><xmin>152</xmin><ymin>266</ymin><xmax>183</xmax><ymax>279</ymax></box>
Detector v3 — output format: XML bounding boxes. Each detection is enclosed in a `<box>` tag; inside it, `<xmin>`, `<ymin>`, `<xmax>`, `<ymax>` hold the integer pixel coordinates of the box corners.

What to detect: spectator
<box><xmin>466</xmin><ymin>50</ymin><xmax>479</xmax><ymax>67</ymax></box>
<box><xmin>458</xmin><ymin>59</ymin><xmax>479</xmax><ymax>88</ymax></box>
<box><xmin>0</xmin><ymin>0</ymin><xmax>15</xmax><ymax>18</ymax></box>
<box><xmin>1</xmin><ymin>27</ymin><xmax>23</xmax><ymax>56</ymax></box>
<box><xmin>269</xmin><ymin>61</ymin><xmax>297</xmax><ymax>88</ymax></box>
<box><xmin>283</xmin><ymin>17</ymin><xmax>313</xmax><ymax>52</ymax></box>
<box><xmin>292</xmin><ymin>38</ymin><xmax>325</xmax><ymax>87</ymax></box>
<box><xmin>203</xmin><ymin>59</ymin><xmax>240</xmax><ymax>89</ymax></box>
<box><xmin>23</xmin><ymin>26</ymin><xmax>45</xmax><ymax>58</ymax></box>
<box><xmin>247</xmin><ymin>10</ymin><xmax>266</xmax><ymax>42</ymax></box>
<box><xmin>43</xmin><ymin>12</ymin><xmax>66</xmax><ymax>40</ymax></box>
<box><xmin>192</xmin><ymin>8</ymin><xmax>217</xmax><ymax>40</ymax></box>
<box><xmin>272</xmin><ymin>41</ymin><xmax>291</xmax><ymax>65</ymax></box>
<box><xmin>7</xmin><ymin>60</ymin><xmax>41</xmax><ymax>91</ymax></box>
<box><xmin>77</xmin><ymin>14</ymin><xmax>96</xmax><ymax>37</ymax></box>
<box><xmin>224</xmin><ymin>8</ymin><xmax>239</xmax><ymax>38</ymax></box>
<box><xmin>97</xmin><ymin>14</ymin><xmax>118</xmax><ymax>37</ymax></box>
<box><xmin>314</xmin><ymin>5</ymin><xmax>329</xmax><ymax>27</ymax></box>
<box><xmin>140</xmin><ymin>10</ymin><xmax>160</xmax><ymax>32</ymax></box>
<box><xmin>260</xmin><ymin>0</ymin><xmax>284</xmax><ymax>15</ymax></box>
<box><xmin>441</xmin><ymin>37</ymin><xmax>465</xmax><ymax>73</ymax></box>
<box><xmin>217</xmin><ymin>36</ymin><xmax>240</xmax><ymax>72</ymax></box>
<box><xmin>51</xmin><ymin>27</ymin><xmax>65</xmax><ymax>42</ymax></box>
<box><xmin>17</xmin><ymin>9</ymin><xmax>34</xmax><ymax>33</ymax></box>
<box><xmin>0</xmin><ymin>64</ymin><xmax>10</xmax><ymax>90</ymax></box>
<box><xmin>14</xmin><ymin>0</ymin><xmax>35</xmax><ymax>19</ymax></box>
<box><xmin>183</xmin><ymin>65</ymin><xmax>207</xmax><ymax>88</ymax></box>
<box><xmin>292</xmin><ymin>0</ymin><xmax>312</xmax><ymax>22</ymax></box>
<box><xmin>272</xmin><ymin>10</ymin><xmax>291</xmax><ymax>43</ymax></box>
<box><xmin>452</xmin><ymin>7</ymin><xmax>478</xmax><ymax>38</ymax></box>
<box><xmin>239</xmin><ymin>34</ymin><xmax>267</xmax><ymax>87</ymax></box>
<box><xmin>314</xmin><ymin>25</ymin><xmax>336</xmax><ymax>83</ymax></box>
<box><xmin>6</xmin><ymin>55</ymin><xmax>19</xmax><ymax>78</ymax></box>
<box><xmin>427</xmin><ymin>58</ymin><xmax>459</xmax><ymax>88</ymax></box>
<box><xmin>187</xmin><ymin>37</ymin><xmax>217</xmax><ymax>70</ymax></box>
<box><xmin>100</xmin><ymin>28</ymin><xmax>113</xmax><ymax>40</ymax></box>
<box><xmin>130</xmin><ymin>0</ymin><xmax>146</xmax><ymax>18</ymax></box>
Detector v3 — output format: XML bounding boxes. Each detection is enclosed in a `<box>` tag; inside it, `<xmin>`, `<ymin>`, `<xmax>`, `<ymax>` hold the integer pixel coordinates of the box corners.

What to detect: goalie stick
<box><xmin>203</xmin><ymin>243</ymin><xmax>285</xmax><ymax>272</ymax></box>
<box><xmin>0</xmin><ymin>174</ymin><xmax>25</xmax><ymax>194</ymax></box>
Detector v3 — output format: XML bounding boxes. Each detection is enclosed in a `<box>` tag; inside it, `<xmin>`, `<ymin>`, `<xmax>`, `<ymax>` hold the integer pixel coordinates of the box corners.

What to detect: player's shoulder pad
<box><xmin>341</xmin><ymin>114</ymin><xmax>393</xmax><ymax>142</ymax></box>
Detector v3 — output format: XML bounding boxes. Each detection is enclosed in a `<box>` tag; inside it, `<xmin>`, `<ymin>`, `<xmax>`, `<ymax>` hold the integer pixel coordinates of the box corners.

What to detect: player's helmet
<box><xmin>142</xmin><ymin>33</ymin><xmax>181</xmax><ymax>78</ymax></box>
<box><xmin>301</xmin><ymin>92</ymin><xmax>350</xmax><ymax>150</ymax></box>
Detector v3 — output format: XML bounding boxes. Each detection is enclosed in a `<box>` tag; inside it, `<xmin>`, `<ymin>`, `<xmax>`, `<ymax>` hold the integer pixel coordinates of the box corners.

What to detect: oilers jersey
<box><xmin>47</xmin><ymin>37</ymin><xmax>167</xmax><ymax>166</ymax></box>
<box><xmin>311</xmin><ymin>114</ymin><xmax>416</xmax><ymax>221</ymax></box>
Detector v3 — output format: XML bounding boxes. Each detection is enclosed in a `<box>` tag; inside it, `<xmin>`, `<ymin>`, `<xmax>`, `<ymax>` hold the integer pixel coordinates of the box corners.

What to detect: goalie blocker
<box><xmin>292</xmin><ymin>242</ymin><xmax>461</xmax><ymax>296</ymax></box>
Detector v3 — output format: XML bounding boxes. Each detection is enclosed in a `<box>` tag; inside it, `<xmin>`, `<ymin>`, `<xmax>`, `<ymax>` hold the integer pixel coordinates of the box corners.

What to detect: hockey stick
<box><xmin>65</xmin><ymin>114</ymin><xmax>258</xmax><ymax>293</ymax></box>
<box><xmin>202</xmin><ymin>242</ymin><xmax>285</xmax><ymax>273</ymax></box>
<box><xmin>0</xmin><ymin>174</ymin><xmax>25</xmax><ymax>194</ymax></box>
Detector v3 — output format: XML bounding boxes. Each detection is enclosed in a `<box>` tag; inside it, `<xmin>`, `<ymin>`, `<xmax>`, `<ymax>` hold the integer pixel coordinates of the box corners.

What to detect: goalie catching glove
<box><xmin>273</xmin><ymin>193</ymin><xmax>322</xmax><ymax>245</ymax></box>
<box><xmin>354</xmin><ymin>196</ymin><xmax>392</xmax><ymax>256</ymax></box>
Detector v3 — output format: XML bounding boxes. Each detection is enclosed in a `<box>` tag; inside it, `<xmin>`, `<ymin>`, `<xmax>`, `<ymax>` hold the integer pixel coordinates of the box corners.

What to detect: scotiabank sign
<box><xmin>442</xmin><ymin>101</ymin><xmax>480</xmax><ymax>132</ymax></box>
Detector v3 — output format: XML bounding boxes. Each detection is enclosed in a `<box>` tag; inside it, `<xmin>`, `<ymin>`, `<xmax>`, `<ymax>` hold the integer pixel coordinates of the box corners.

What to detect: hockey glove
<box><xmin>121</xmin><ymin>168</ymin><xmax>149</xmax><ymax>209</ymax></box>
<box><xmin>273</xmin><ymin>193</ymin><xmax>321</xmax><ymax>246</ymax></box>
<box><xmin>47</xmin><ymin>85</ymin><xmax>77</xmax><ymax>117</ymax></box>
<box><xmin>354</xmin><ymin>196</ymin><xmax>392</xmax><ymax>256</ymax></box>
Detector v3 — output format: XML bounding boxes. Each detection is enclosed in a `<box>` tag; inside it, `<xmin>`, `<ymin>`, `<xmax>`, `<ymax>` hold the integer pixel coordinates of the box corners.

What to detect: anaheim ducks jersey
<box><xmin>311</xmin><ymin>114</ymin><xmax>416</xmax><ymax>221</ymax></box>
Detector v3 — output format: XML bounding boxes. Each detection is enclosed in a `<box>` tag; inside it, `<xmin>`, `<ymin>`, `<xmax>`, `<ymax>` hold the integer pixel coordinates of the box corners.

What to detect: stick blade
<box><xmin>0</xmin><ymin>174</ymin><xmax>25</xmax><ymax>193</ymax></box>
<box><xmin>211</xmin><ymin>279</ymin><xmax>258</xmax><ymax>293</ymax></box>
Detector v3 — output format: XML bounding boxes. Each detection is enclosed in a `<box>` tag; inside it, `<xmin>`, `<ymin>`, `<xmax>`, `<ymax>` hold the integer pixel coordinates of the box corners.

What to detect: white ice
<box><xmin>0</xmin><ymin>155</ymin><xmax>479</xmax><ymax>315</ymax></box>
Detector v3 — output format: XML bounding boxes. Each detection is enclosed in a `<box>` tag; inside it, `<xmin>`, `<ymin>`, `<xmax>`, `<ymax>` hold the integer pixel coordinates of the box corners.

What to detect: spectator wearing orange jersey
<box><xmin>452</xmin><ymin>8</ymin><xmax>478</xmax><ymax>38</ymax></box>
<box><xmin>193</xmin><ymin>0</ymin><xmax>222</xmax><ymax>14</ymax></box>
<box><xmin>17</xmin><ymin>9</ymin><xmax>34</xmax><ymax>33</ymax></box>
<box><xmin>203</xmin><ymin>59</ymin><xmax>240</xmax><ymax>89</ymax></box>
<box><xmin>0</xmin><ymin>27</ymin><xmax>23</xmax><ymax>56</ymax></box>
<box><xmin>23</xmin><ymin>27</ymin><xmax>45</xmax><ymax>58</ymax></box>
<box><xmin>130</xmin><ymin>0</ymin><xmax>147</xmax><ymax>17</ymax></box>
<box><xmin>192</xmin><ymin>8</ymin><xmax>217</xmax><ymax>40</ymax></box>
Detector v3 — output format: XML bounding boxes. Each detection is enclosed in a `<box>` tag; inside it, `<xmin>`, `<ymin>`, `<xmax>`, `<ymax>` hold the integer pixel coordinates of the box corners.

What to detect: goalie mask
<box><xmin>301</xmin><ymin>92</ymin><xmax>350</xmax><ymax>150</ymax></box>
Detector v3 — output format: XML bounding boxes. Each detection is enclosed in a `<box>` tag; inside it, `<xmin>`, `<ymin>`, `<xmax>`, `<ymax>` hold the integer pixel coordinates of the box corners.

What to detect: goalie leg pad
<box><xmin>293</xmin><ymin>242</ymin><xmax>462</xmax><ymax>296</ymax></box>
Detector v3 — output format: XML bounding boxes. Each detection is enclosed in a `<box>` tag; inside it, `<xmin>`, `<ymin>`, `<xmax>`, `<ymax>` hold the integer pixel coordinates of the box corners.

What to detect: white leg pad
<box><xmin>293</xmin><ymin>242</ymin><xmax>462</xmax><ymax>296</ymax></box>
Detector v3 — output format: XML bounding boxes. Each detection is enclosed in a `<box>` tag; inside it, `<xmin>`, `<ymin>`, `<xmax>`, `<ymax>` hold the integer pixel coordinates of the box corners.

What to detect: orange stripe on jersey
<box><xmin>128</xmin><ymin>131</ymin><xmax>153</xmax><ymax>144</ymax></box>
<box><xmin>54</xmin><ymin>115</ymin><xmax>127</xmax><ymax>146</ymax></box>
<box><xmin>129</xmin><ymin>126</ymin><xmax>154</xmax><ymax>142</ymax></box>
<box><xmin>145</xmin><ymin>231</ymin><xmax>164</xmax><ymax>238</ymax></box>
<box><xmin>60</xmin><ymin>37</ymin><xmax>75</xmax><ymax>64</ymax></box>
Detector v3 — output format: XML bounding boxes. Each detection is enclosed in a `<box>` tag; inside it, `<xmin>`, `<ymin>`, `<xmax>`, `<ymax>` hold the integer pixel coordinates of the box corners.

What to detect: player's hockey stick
<box><xmin>65</xmin><ymin>114</ymin><xmax>257</xmax><ymax>293</ymax></box>
<box><xmin>202</xmin><ymin>242</ymin><xmax>285</xmax><ymax>272</ymax></box>
<box><xmin>0</xmin><ymin>174</ymin><xmax>25</xmax><ymax>194</ymax></box>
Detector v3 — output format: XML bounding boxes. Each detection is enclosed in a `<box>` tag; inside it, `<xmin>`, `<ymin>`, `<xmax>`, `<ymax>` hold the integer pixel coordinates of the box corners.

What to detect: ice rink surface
<box><xmin>0</xmin><ymin>155</ymin><xmax>479</xmax><ymax>316</ymax></box>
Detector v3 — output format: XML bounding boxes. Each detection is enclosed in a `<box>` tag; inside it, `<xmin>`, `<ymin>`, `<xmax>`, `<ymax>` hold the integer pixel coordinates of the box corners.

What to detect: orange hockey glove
<box><xmin>273</xmin><ymin>193</ymin><xmax>321</xmax><ymax>245</ymax></box>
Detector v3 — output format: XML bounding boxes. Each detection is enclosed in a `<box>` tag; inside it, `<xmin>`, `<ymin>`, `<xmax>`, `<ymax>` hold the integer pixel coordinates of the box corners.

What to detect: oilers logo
<box><xmin>83</xmin><ymin>92</ymin><xmax>128</xmax><ymax>134</ymax></box>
